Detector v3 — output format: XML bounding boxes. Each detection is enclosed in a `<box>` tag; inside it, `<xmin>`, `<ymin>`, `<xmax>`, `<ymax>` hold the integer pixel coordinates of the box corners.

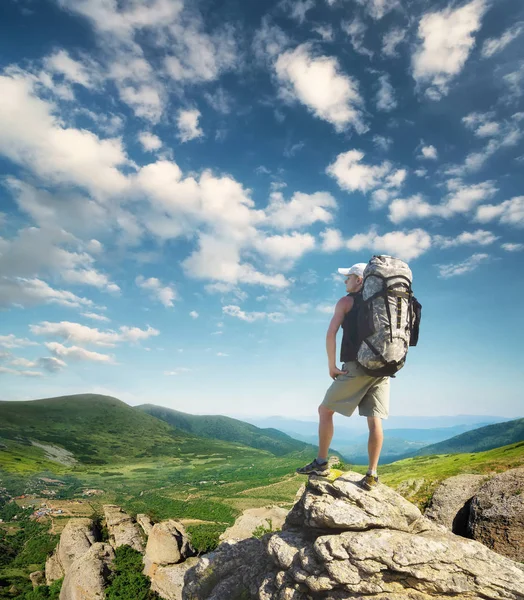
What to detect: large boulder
<box><xmin>59</xmin><ymin>542</ymin><xmax>114</xmax><ymax>600</ymax></box>
<box><xmin>424</xmin><ymin>474</ymin><xmax>487</xmax><ymax>535</ymax></box>
<box><xmin>143</xmin><ymin>520</ymin><xmax>197</xmax><ymax>599</ymax></box>
<box><xmin>30</xmin><ymin>571</ymin><xmax>45</xmax><ymax>588</ymax></box>
<box><xmin>219</xmin><ymin>506</ymin><xmax>289</xmax><ymax>542</ymax></box>
<box><xmin>46</xmin><ymin>518</ymin><xmax>99</xmax><ymax>584</ymax></box>
<box><xmin>468</xmin><ymin>467</ymin><xmax>524</xmax><ymax>562</ymax></box>
<box><xmin>103</xmin><ymin>505</ymin><xmax>145</xmax><ymax>553</ymax></box>
<box><xmin>183</xmin><ymin>470</ymin><xmax>524</xmax><ymax>600</ymax></box>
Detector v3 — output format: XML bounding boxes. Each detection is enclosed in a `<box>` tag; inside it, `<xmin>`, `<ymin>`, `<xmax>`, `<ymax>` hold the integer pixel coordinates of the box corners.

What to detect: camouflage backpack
<box><xmin>356</xmin><ymin>255</ymin><xmax>421</xmax><ymax>377</ymax></box>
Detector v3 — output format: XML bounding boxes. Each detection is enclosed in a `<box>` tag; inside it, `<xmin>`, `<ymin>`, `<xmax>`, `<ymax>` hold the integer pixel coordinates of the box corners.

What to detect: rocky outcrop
<box><xmin>103</xmin><ymin>504</ymin><xmax>145</xmax><ymax>553</ymax></box>
<box><xmin>424</xmin><ymin>474</ymin><xmax>486</xmax><ymax>535</ymax></box>
<box><xmin>183</xmin><ymin>471</ymin><xmax>524</xmax><ymax>599</ymax></box>
<box><xmin>219</xmin><ymin>506</ymin><xmax>289</xmax><ymax>542</ymax></box>
<box><xmin>59</xmin><ymin>543</ymin><xmax>114</xmax><ymax>600</ymax></box>
<box><xmin>137</xmin><ymin>513</ymin><xmax>155</xmax><ymax>536</ymax></box>
<box><xmin>143</xmin><ymin>520</ymin><xmax>197</xmax><ymax>600</ymax></box>
<box><xmin>46</xmin><ymin>518</ymin><xmax>99</xmax><ymax>584</ymax></box>
<box><xmin>468</xmin><ymin>467</ymin><xmax>524</xmax><ymax>562</ymax></box>
<box><xmin>30</xmin><ymin>571</ymin><xmax>45</xmax><ymax>588</ymax></box>
<box><xmin>148</xmin><ymin>558</ymin><xmax>200</xmax><ymax>600</ymax></box>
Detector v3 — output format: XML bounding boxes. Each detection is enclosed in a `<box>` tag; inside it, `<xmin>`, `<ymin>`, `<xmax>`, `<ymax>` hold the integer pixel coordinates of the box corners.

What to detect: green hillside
<box><xmin>0</xmin><ymin>394</ymin><xmax>272</xmax><ymax>469</ymax></box>
<box><xmin>137</xmin><ymin>404</ymin><xmax>313</xmax><ymax>456</ymax></box>
<box><xmin>407</xmin><ymin>417</ymin><xmax>524</xmax><ymax>457</ymax></box>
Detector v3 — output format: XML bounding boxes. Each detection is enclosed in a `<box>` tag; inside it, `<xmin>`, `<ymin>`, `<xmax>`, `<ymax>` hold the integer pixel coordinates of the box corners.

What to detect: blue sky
<box><xmin>0</xmin><ymin>0</ymin><xmax>523</xmax><ymax>419</ymax></box>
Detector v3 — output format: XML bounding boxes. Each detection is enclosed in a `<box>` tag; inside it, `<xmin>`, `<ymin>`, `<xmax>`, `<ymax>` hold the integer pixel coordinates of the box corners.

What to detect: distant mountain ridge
<box><xmin>136</xmin><ymin>404</ymin><xmax>314</xmax><ymax>456</ymax></box>
<box><xmin>405</xmin><ymin>417</ymin><xmax>524</xmax><ymax>457</ymax></box>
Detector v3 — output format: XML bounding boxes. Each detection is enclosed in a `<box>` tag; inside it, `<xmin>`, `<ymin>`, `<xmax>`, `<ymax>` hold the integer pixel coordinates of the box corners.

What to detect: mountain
<box><xmin>136</xmin><ymin>404</ymin><xmax>314</xmax><ymax>456</ymax></box>
<box><xmin>406</xmin><ymin>418</ymin><xmax>524</xmax><ymax>457</ymax></box>
<box><xmin>0</xmin><ymin>394</ymin><xmax>266</xmax><ymax>467</ymax></box>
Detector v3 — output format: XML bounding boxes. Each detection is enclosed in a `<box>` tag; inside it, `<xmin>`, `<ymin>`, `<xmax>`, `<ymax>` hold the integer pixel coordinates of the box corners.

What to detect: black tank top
<box><xmin>340</xmin><ymin>292</ymin><xmax>362</xmax><ymax>362</ymax></box>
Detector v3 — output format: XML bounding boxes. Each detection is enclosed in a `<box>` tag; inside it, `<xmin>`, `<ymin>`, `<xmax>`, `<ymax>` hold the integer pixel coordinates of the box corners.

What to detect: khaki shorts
<box><xmin>321</xmin><ymin>361</ymin><xmax>390</xmax><ymax>418</ymax></box>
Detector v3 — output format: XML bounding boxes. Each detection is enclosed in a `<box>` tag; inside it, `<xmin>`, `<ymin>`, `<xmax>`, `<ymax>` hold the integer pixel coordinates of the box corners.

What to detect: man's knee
<box><xmin>318</xmin><ymin>405</ymin><xmax>335</xmax><ymax>420</ymax></box>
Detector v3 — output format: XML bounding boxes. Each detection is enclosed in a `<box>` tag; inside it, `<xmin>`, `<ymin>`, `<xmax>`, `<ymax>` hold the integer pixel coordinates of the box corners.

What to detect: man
<box><xmin>296</xmin><ymin>262</ymin><xmax>390</xmax><ymax>490</ymax></box>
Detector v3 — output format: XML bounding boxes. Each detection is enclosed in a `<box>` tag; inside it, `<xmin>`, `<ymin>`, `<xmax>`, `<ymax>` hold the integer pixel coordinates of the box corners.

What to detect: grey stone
<box><xmin>59</xmin><ymin>542</ymin><xmax>114</xmax><ymax>600</ymax></box>
<box><xmin>137</xmin><ymin>513</ymin><xmax>155</xmax><ymax>536</ymax></box>
<box><xmin>425</xmin><ymin>474</ymin><xmax>487</xmax><ymax>535</ymax></box>
<box><xmin>219</xmin><ymin>505</ymin><xmax>288</xmax><ymax>542</ymax></box>
<box><xmin>103</xmin><ymin>504</ymin><xmax>144</xmax><ymax>553</ymax></box>
<box><xmin>30</xmin><ymin>571</ymin><xmax>45</xmax><ymax>588</ymax></box>
<box><xmin>468</xmin><ymin>467</ymin><xmax>524</xmax><ymax>562</ymax></box>
<box><xmin>183</xmin><ymin>470</ymin><xmax>524</xmax><ymax>600</ymax></box>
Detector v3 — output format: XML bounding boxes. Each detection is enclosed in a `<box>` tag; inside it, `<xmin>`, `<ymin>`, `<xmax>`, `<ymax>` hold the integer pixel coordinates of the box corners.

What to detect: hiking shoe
<box><xmin>360</xmin><ymin>474</ymin><xmax>379</xmax><ymax>490</ymax></box>
<box><xmin>296</xmin><ymin>458</ymin><xmax>330</xmax><ymax>476</ymax></box>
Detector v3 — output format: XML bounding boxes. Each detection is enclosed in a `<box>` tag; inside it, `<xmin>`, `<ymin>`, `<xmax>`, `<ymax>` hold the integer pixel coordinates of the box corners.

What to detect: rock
<box><xmin>137</xmin><ymin>513</ymin><xmax>154</xmax><ymax>536</ymax></box>
<box><xmin>144</xmin><ymin>520</ymin><xmax>195</xmax><ymax>568</ymax></box>
<box><xmin>103</xmin><ymin>504</ymin><xmax>144</xmax><ymax>553</ymax></box>
<box><xmin>425</xmin><ymin>474</ymin><xmax>487</xmax><ymax>535</ymax></box>
<box><xmin>149</xmin><ymin>558</ymin><xmax>199</xmax><ymax>600</ymax></box>
<box><xmin>46</xmin><ymin>551</ymin><xmax>65</xmax><ymax>585</ymax></box>
<box><xmin>219</xmin><ymin>506</ymin><xmax>289</xmax><ymax>542</ymax></box>
<box><xmin>143</xmin><ymin>520</ymin><xmax>197</xmax><ymax>599</ymax></box>
<box><xmin>46</xmin><ymin>518</ymin><xmax>99</xmax><ymax>584</ymax></box>
<box><xmin>60</xmin><ymin>542</ymin><xmax>114</xmax><ymax>600</ymax></box>
<box><xmin>30</xmin><ymin>571</ymin><xmax>45</xmax><ymax>587</ymax></box>
<box><xmin>468</xmin><ymin>467</ymin><xmax>524</xmax><ymax>562</ymax></box>
<box><xmin>183</xmin><ymin>470</ymin><xmax>524</xmax><ymax>600</ymax></box>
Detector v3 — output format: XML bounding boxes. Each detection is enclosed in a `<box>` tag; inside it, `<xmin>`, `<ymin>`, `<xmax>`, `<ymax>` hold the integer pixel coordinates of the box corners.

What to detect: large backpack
<box><xmin>356</xmin><ymin>255</ymin><xmax>421</xmax><ymax>377</ymax></box>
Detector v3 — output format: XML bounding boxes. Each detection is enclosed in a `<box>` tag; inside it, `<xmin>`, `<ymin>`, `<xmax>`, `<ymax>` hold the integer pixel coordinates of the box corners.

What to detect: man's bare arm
<box><xmin>326</xmin><ymin>296</ymin><xmax>353</xmax><ymax>379</ymax></box>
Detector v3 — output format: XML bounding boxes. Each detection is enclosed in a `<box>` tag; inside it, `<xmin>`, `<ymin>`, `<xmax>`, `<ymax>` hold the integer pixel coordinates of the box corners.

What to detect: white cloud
<box><xmin>181</xmin><ymin>233</ymin><xmax>289</xmax><ymax>289</ymax></box>
<box><xmin>481</xmin><ymin>23</ymin><xmax>523</xmax><ymax>58</ymax></box>
<box><xmin>222</xmin><ymin>305</ymin><xmax>286</xmax><ymax>323</ymax></box>
<box><xmin>382</xmin><ymin>27</ymin><xmax>407</xmax><ymax>57</ymax></box>
<box><xmin>136</xmin><ymin>275</ymin><xmax>177</xmax><ymax>307</ymax></box>
<box><xmin>275</xmin><ymin>44</ymin><xmax>366</xmax><ymax>133</ymax></box>
<box><xmin>44</xmin><ymin>49</ymin><xmax>98</xmax><ymax>89</ymax></box>
<box><xmin>138</xmin><ymin>132</ymin><xmax>162</xmax><ymax>151</ymax></box>
<box><xmin>0</xmin><ymin>73</ymin><xmax>130</xmax><ymax>198</ymax></box>
<box><xmin>312</xmin><ymin>25</ymin><xmax>334</xmax><ymax>42</ymax></box>
<box><xmin>189</xmin><ymin>311</ymin><xmax>199</xmax><ymax>319</ymax></box>
<box><xmin>326</xmin><ymin>150</ymin><xmax>405</xmax><ymax>195</ymax></box>
<box><xmin>412</xmin><ymin>0</ymin><xmax>487</xmax><ymax>99</ymax></box>
<box><xmin>346</xmin><ymin>228</ymin><xmax>432</xmax><ymax>261</ymax></box>
<box><xmin>502</xmin><ymin>243</ymin><xmax>524</xmax><ymax>252</ymax></box>
<box><xmin>253</xmin><ymin>232</ymin><xmax>315</xmax><ymax>267</ymax></box>
<box><xmin>45</xmin><ymin>341</ymin><xmax>114</xmax><ymax>363</ymax></box>
<box><xmin>9</xmin><ymin>357</ymin><xmax>38</xmax><ymax>368</ymax></box>
<box><xmin>216</xmin><ymin>352</ymin><xmax>229</xmax><ymax>357</ymax></box>
<box><xmin>437</xmin><ymin>253</ymin><xmax>489</xmax><ymax>278</ymax></box>
<box><xmin>0</xmin><ymin>277</ymin><xmax>94</xmax><ymax>309</ymax></box>
<box><xmin>81</xmin><ymin>312</ymin><xmax>110</xmax><ymax>322</ymax></box>
<box><xmin>373</xmin><ymin>135</ymin><xmax>392</xmax><ymax>151</ymax></box>
<box><xmin>286</xmin><ymin>0</ymin><xmax>315</xmax><ymax>23</ymax></box>
<box><xmin>177</xmin><ymin>109</ymin><xmax>203</xmax><ymax>142</ymax></box>
<box><xmin>164</xmin><ymin>367</ymin><xmax>191</xmax><ymax>375</ymax></box>
<box><xmin>434</xmin><ymin>229</ymin><xmax>498</xmax><ymax>248</ymax></box>
<box><xmin>31</xmin><ymin>321</ymin><xmax>159</xmax><ymax>347</ymax></box>
<box><xmin>419</xmin><ymin>145</ymin><xmax>438</xmax><ymax>160</ymax></box>
<box><xmin>389</xmin><ymin>181</ymin><xmax>497</xmax><ymax>224</ymax></box>
<box><xmin>475</xmin><ymin>196</ymin><xmax>524</xmax><ymax>228</ymax></box>
<box><xmin>0</xmin><ymin>334</ymin><xmax>38</xmax><ymax>348</ymax></box>
<box><xmin>0</xmin><ymin>366</ymin><xmax>43</xmax><ymax>378</ymax></box>
<box><xmin>342</xmin><ymin>18</ymin><xmax>373</xmax><ymax>59</ymax></box>
<box><xmin>503</xmin><ymin>63</ymin><xmax>524</xmax><ymax>100</ymax></box>
<box><xmin>376</xmin><ymin>74</ymin><xmax>397</xmax><ymax>111</ymax></box>
<box><xmin>265</xmin><ymin>191</ymin><xmax>337</xmax><ymax>229</ymax></box>
<box><xmin>355</xmin><ymin>0</ymin><xmax>399</xmax><ymax>20</ymax></box>
<box><xmin>320</xmin><ymin>228</ymin><xmax>345</xmax><ymax>252</ymax></box>
<box><xmin>316</xmin><ymin>303</ymin><xmax>335</xmax><ymax>314</ymax></box>
<box><xmin>38</xmin><ymin>356</ymin><xmax>67</xmax><ymax>372</ymax></box>
<box><xmin>253</xmin><ymin>18</ymin><xmax>290</xmax><ymax>63</ymax></box>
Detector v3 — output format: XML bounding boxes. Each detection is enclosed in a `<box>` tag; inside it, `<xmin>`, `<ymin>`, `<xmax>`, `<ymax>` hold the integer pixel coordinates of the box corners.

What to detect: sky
<box><xmin>0</xmin><ymin>0</ymin><xmax>523</xmax><ymax>419</ymax></box>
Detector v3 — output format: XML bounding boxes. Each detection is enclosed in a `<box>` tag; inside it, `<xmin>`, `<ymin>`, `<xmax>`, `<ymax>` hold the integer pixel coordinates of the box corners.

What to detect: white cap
<box><xmin>337</xmin><ymin>263</ymin><xmax>367</xmax><ymax>278</ymax></box>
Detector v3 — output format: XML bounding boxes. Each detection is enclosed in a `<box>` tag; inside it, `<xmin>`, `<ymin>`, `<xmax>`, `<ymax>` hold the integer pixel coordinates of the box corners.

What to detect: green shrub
<box><xmin>22</xmin><ymin>578</ymin><xmax>62</xmax><ymax>600</ymax></box>
<box><xmin>105</xmin><ymin>545</ymin><xmax>159</xmax><ymax>600</ymax></box>
<box><xmin>185</xmin><ymin>523</ymin><xmax>226</xmax><ymax>554</ymax></box>
<box><xmin>252</xmin><ymin>519</ymin><xmax>280</xmax><ymax>539</ymax></box>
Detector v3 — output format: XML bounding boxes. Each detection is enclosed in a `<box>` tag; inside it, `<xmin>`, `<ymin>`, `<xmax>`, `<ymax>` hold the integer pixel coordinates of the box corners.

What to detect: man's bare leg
<box><xmin>367</xmin><ymin>416</ymin><xmax>384</xmax><ymax>471</ymax></box>
<box><xmin>318</xmin><ymin>405</ymin><xmax>335</xmax><ymax>461</ymax></box>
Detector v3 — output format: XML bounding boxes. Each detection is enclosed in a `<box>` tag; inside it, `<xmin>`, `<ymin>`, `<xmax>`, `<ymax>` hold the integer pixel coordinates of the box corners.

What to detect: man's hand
<box><xmin>329</xmin><ymin>365</ymin><xmax>347</xmax><ymax>380</ymax></box>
